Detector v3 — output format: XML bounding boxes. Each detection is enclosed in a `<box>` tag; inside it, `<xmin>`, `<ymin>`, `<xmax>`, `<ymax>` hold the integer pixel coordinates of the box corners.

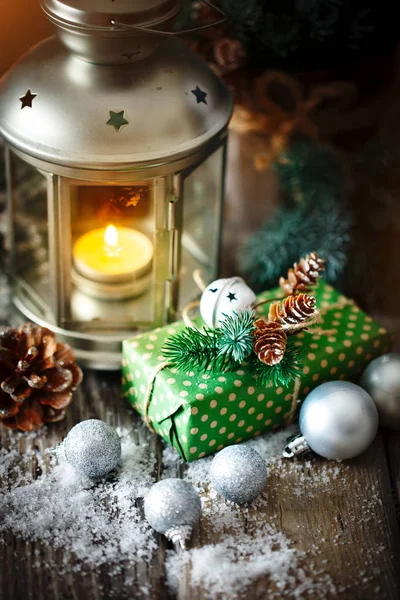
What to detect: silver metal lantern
<box><xmin>0</xmin><ymin>0</ymin><xmax>232</xmax><ymax>369</ymax></box>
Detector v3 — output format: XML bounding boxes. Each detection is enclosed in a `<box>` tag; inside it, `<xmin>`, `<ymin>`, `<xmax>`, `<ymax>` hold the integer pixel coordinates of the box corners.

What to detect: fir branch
<box><xmin>162</xmin><ymin>327</ymin><xmax>221</xmax><ymax>373</ymax></box>
<box><xmin>249</xmin><ymin>337</ymin><xmax>305</xmax><ymax>387</ymax></box>
<box><xmin>275</xmin><ymin>142</ymin><xmax>346</xmax><ymax>201</ymax></box>
<box><xmin>162</xmin><ymin>312</ymin><xmax>256</xmax><ymax>374</ymax></box>
<box><xmin>239</xmin><ymin>142</ymin><xmax>352</xmax><ymax>291</ymax></box>
<box><xmin>217</xmin><ymin>311</ymin><xmax>255</xmax><ymax>365</ymax></box>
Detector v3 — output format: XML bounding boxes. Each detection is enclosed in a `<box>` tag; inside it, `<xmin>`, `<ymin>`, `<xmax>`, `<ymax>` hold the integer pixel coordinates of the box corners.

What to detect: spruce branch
<box><xmin>162</xmin><ymin>327</ymin><xmax>221</xmax><ymax>373</ymax></box>
<box><xmin>217</xmin><ymin>311</ymin><xmax>255</xmax><ymax>365</ymax></box>
<box><xmin>162</xmin><ymin>312</ymin><xmax>256</xmax><ymax>374</ymax></box>
<box><xmin>239</xmin><ymin>142</ymin><xmax>352</xmax><ymax>291</ymax></box>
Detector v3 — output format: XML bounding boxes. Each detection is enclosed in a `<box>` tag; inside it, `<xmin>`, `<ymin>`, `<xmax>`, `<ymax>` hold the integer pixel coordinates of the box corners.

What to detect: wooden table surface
<box><xmin>0</xmin><ymin>364</ymin><xmax>399</xmax><ymax>600</ymax></box>
<box><xmin>1</xmin><ymin>93</ymin><xmax>400</xmax><ymax>598</ymax></box>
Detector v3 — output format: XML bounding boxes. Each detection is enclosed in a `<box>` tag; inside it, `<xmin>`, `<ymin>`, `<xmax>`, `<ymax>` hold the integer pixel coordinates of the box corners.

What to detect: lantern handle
<box><xmin>111</xmin><ymin>1</ymin><xmax>226</xmax><ymax>36</ymax></box>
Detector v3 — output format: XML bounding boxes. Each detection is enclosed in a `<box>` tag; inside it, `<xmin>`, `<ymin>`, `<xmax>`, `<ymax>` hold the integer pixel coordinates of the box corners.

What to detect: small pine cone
<box><xmin>0</xmin><ymin>323</ymin><xmax>83</xmax><ymax>432</ymax></box>
<box><xmin>213</xmin><ymin>38</ymin><xmax>246</xmax><ymax>73</ymax></box>
<box><xmin>268</xmin><ymin>294</ymin><xmax>316</xmax><ymax>328</ymax></box>
<box><xmin>253</xmin><ymin>320</ymin><xmax>287</xmax><ymax>366</ymax></box>
<box><xmin>280</xmin><ymin>252</ymin><xmax>326</xmax><ymax>296</ymax></box>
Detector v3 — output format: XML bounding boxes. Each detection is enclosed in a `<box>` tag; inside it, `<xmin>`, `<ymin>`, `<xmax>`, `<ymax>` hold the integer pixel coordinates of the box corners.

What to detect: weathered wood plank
<box><xmin>271</xmin><ymin>434</ymin><xmax>400</xmax><ymax>600</ymax></box>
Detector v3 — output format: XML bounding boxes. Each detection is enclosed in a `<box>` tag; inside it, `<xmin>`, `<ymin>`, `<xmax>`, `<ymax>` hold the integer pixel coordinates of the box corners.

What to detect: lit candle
<box><xmin>73</xmin><ymin>224</ymin><xmax>153</xmax><ymax>284</ymax></box>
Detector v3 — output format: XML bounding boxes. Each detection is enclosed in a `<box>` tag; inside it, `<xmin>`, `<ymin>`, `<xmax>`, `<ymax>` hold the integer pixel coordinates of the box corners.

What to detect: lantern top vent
<box><xmin>41</xmin><ymin>0</ymin><xmax>180</xmax><ymax>31</ymax></box>
<box><xmin>40</xmin><ymin>0</ymin><xmax>182</xmax><ymax>64</ymax></box>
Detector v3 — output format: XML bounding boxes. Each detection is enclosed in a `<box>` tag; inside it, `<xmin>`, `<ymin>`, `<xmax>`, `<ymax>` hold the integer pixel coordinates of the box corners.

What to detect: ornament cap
<box><xmin>282</xmin><ymin>434</ymin><xmax>311</xmax><ymax>458</ymax></box>
<box><xmin>165</xmin><ymin>525</ymin><xmax>193</xmax><ymax>550</ymax></box>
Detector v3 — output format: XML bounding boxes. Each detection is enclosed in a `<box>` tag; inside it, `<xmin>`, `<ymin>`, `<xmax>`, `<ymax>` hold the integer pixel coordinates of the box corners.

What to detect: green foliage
<box><xmin>239</xmin><ymin>142</ymin><xmax>352</xmax><ymax>291</ymax></box>
<box><xmin>248</xmin><ymin>337</ymin><xmax>305</xmax><ymax>387</ymax></box>
<box><xmin>217</xmin><ymin>311</ymin><xmax>255</xmax><ymax>365</ymax></box>
<box><xmin>162</xmin><ymin>311</ymin><xmax>305</xmax><ymax>387</ymax></box>
<box><xmin>162</xmin><ymin>326</ymin><xmax>221</xmax><ymax>373</ymax></box>
<box><xmin>162</xmin><ymin>311</ymin><xmax>255</xmax><ymax>374</ymax></box>
<box><xmin>275</xmin><ymin>142</ymin><xmax>346</xmax><ymax>199</ymax></box>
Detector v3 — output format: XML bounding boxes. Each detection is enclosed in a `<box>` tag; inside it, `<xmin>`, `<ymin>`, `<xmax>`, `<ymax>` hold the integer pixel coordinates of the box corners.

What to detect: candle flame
<box><xmin>104</xmin><ymin>224</ymin><xmax>122</xmax><ymax>257</ymax></box>
<box><xmin>104</xmin><ymin>224</ymin><xmax>119</xmax><ymax>249</ymax></box>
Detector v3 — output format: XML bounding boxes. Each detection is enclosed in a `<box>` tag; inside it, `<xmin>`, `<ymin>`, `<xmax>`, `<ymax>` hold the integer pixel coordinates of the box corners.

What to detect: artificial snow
<box><xmin>0</xmin><ymin>423</ymin><xmax>383</xmax><ymax>598</ymax></box>
<box><xmin>0</xmin><ymin>428</ymin><xmax>157</xmax><ymax>572</ymax></box>
<box><xmin>163</xmin><ymin>426</ymin><xmax>336</xmax><ymax>598</ymax></box>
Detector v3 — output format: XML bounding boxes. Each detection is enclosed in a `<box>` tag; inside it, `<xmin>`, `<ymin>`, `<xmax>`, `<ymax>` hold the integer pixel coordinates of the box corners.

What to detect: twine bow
<box><xmin>230</xmin><ymin>70</ymin><xmax>357</xmax><ymax>169</ymax></box>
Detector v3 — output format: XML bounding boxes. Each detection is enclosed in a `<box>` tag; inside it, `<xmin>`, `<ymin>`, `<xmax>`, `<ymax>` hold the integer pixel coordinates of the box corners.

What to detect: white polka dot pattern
<box><xmin>121</xmin><ymin>281</ymin><xmax>391</xmax><ymax>462</ymax></box>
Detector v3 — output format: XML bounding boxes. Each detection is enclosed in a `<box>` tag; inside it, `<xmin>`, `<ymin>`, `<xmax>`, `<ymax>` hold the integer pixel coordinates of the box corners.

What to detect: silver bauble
<box><xmin>200</xmin><ymin>277</ymin><xmax>256</xmax><ymax>328</ymax></box>
<box><xmin>144</xmin><ymin>478</ymin><xmax>202</xmax><ymax>549</ymax></box>
<box><xmin>59</xmin><ymin>419</ymin><xmax>121</xmax><ymax>478</ymax></box>
<box><xmin>209</xmin><ymin>445</ymin><xmax>268</xmax><ymax>504</ymax></box>
<box><xmin>360</xmin><ymin>353</ymin><xmax>400</xmax><ymax>430</ymax></box>
<box><xmin>298</xmin><ymin>381</ymin><xmax>378</xmax><ymax>460</ymax></box>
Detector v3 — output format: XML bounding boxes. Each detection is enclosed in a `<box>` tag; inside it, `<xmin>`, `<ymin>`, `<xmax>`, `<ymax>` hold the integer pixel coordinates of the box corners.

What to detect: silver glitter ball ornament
<box><xmin>284</xmin><ymin>381</ymin><xmax>378</xmax><ymax>460</ymax></box>
<box><xmin>59</xmin><ymin>419</ymin><xmax>121</xmax><ymax>478</ymax></box>
<box><xmin>200</xmin><ymin>276</ymin><xmax>256</xmax><ymax>328</ymax></box>
<box><xmin>360</xmin><ymin>353</ymin><xmax>400</xmax><ymax>430</ymax></box>
<box><xmin>144</xmin><ymin>479</ymin><xmax>202</xmax><ymax>549</ymax></box>
<box><xmin>209</xmin><ymin>445</ymin><xmax>268</xmax><ymax>504</ymax></box>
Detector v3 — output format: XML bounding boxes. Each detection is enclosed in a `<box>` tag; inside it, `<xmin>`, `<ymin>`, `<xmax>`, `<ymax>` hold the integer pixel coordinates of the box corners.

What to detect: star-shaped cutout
<box><xmin>107</xmin><ymin>110</ymin><xmax>129</xmax><ymax>131</ymax></box>
<box><xmin>227</xmin><ymin>292</ymin><xmax>237</xmax><ymax>302</ymax></box>
<box><xmin>191</xmin><ymin>86</ymin><xmax>208</xmax><ymax>105</ymax></box>
<box><xmin>20</xmin><ymin>89</ymin><xmax>37</xmax><ymax>109</ymax></box>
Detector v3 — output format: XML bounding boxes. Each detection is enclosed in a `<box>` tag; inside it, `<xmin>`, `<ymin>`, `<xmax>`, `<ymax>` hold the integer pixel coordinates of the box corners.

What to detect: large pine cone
<box><xmin>0</xmin><ymin>323</ymin><xmax>83</xmax><ymax>431</ymax></box>
<box><xmin>280</xmin><ymin>252</ymin><xmax>326</xmax><ymax>296</ymax></box>
<box><xmin>253</xmin><ymin>320</ymin><xmax>287</xmax><ymax>366</ymax></box>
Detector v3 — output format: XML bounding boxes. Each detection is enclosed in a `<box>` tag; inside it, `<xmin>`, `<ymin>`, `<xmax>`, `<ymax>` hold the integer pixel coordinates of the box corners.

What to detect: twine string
<box><xmin>181</xmin><ymin>300</ymin><xmax>201</xmax><ymax>329</ymax></box>
<box><xmin>143</xmin><ymin>361</ymin><xmax>171</xmax><ymax>432</ymax></box>
<box><xmin>287</xmin><ymin>378</ymin><xmax>301</xmax><ymax>425</ymax></box>
<box><xmin>193</xmin><ymin>269</ymin><xmax>207</xmax><ymax>292</ymax></box>
<box><xmin>252</xmin><ymin>295</ymin><xmax>284</xmax><ymax>310</ymax></box>
<box><xmin>282</xmin><ymin>312</ymin><xmax>321</xmax><ymax>334</ymax></box>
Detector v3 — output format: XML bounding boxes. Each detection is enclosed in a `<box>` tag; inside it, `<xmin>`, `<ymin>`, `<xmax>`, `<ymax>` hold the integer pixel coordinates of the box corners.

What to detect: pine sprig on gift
<box><xmin>162</xmin><ymin>327</ymin><xmax>221</xmax><ymax>372</ymax></box>
<box><xmin>162</xmin><ymin>312</ymin><xmax>255</xmax><ymax>374</ymax></box>
<box><xmin>217</xmin><ymin>311</ymin><xmax>255</xmax><ymax>364</ymax></box>
<box><xmin>248</xmin><ymin>336</ymin><xmax>305</xmax><ymax>387</ymax></box>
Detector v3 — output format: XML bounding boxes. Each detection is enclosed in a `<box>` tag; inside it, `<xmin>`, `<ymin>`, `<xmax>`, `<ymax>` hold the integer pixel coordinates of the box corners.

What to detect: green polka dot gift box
<box><xmin>121</xmin><ymin>281</ymin><xmax>391</xmax><ymax>462</ymax></box>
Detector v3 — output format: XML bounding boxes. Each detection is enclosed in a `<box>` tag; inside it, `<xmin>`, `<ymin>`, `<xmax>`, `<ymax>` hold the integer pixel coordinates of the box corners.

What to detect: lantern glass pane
<box><xmin>179</xmin><ymin>145</ymin><xmax>224</xmax><ymax>310</ymax></box>
<box><xmin>10</xmin><ymin>151</ymin><xmax>51</xmax><ymax>317</ymax></box>
<box><xmin>68</xmin><ymin>181</ymin><xmax>157</xmax><ymax>330</ymax></box>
